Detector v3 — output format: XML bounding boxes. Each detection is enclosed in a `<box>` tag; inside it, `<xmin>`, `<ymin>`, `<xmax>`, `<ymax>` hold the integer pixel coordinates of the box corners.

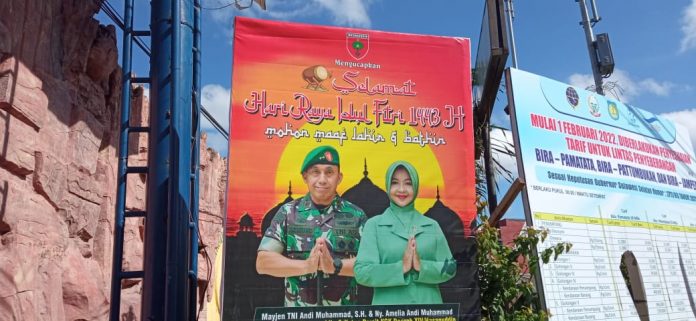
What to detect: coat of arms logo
<box><xmin>346</xmin><ymin>32</ymin><xmax>369</xmax><ymax>60</ymax></box>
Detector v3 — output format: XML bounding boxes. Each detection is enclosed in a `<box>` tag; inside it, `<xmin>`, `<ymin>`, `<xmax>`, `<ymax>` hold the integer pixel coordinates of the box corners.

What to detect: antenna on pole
<box><xmin>576</xmin><ymin>0</ymin><xmax>614</xmax><ymax>96</ymax></box>
<box><xmin>577</xmin><ymin>0</ymin><xmax>603</xmax><ymax>95</ymax></box>
<box><xmin>589</xmin><ymin>0</ymin><xmax>601</xmax><ymax>25</ymax></box>
<box><xmin>505</xmin><ymin>0</ymin><xmax>518</xmax><ymax>68</ymax></box>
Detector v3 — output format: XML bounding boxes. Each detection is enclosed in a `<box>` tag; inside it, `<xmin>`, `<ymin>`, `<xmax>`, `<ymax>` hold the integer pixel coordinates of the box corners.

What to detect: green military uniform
<box><xmin>259</xmin><ymin>194</ymin><xmax>367</xmax><ymax>307</ymax></box>
<box><xmin>354</xmin><ymin>161</ymin><xmax>456</xmax><ymax>305</ymax></box>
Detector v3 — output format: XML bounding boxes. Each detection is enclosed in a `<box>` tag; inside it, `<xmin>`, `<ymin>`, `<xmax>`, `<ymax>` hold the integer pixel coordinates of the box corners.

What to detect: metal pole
<box><xmin>165</xmin><ymin>0</ymin><xmax>195</xmax><ymax>319</ymax></box>
<box><xmin>589</xmin><ymin>0</ymin><xmax>601</xmax><ymax>23</ymax></box>
<box><xmin>109</xmin><ymin>0</ymin><xmax>134</xmax><ymax>319</ymax></box>
<box><xmin>142</xmin><ymin>0</ymin><xmax>171</xmax><ymax>319</ymax></box>
<box><xmin>505</xmin><ymin>0</ymin><xmax>518</xmax><ymax>68</ymax></box>
<box><xmin>577</xmin><ymin>0</ymin><xmax>604</xmax><ymax>95</ymax></box>
<box><xmin>188</xmin><ymin>0</ymin><xmax>202</xmax><ymax>319</ymax></box>
<box><xmin>484</xmin><ymin>122</ymin><xmax>498</xmax><ymax>216</ymax></box>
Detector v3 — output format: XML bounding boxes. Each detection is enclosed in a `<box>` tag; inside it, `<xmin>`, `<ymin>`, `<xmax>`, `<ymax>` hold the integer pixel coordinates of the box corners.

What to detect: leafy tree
<box><xmin>476</xmin><ymin>211</ymin><xmax>572</xmax><ymax>321</ymax></box>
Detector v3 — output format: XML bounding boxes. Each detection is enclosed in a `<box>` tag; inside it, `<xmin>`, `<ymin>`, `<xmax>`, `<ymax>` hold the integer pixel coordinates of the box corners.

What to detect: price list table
<box><xmin>534</xmin><ymin>211</ymin><xmax>696</xmax><ymax>321</ymax></box>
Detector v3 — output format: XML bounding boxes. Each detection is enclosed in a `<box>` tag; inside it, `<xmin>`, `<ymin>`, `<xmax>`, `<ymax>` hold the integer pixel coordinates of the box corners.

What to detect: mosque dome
<box><xmin>342</xmin><ymin>159</ymin><xmax>389</xmax><ymax>218</ymax></box>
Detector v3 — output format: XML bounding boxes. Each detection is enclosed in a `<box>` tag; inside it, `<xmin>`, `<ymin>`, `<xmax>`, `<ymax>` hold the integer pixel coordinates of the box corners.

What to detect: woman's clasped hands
<box><xmin>402</xmin><ymin>237</ymin><xmax>421</xmax><ymax>273</ymax></box>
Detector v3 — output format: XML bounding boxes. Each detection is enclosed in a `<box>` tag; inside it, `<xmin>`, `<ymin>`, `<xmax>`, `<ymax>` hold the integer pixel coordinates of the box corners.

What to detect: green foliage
<box><xmin>476</xmin><ymin>211</ymin><xmax>572</xmax><ymax>321</ymax></box>
<box><xmin>352</xmin><ymin>41</ymin><xmax>364</xmax><ymax>50</ymax></box>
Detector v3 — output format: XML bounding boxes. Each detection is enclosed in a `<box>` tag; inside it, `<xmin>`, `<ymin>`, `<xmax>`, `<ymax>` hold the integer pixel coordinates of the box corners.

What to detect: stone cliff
<box><xmin>0</xmin><ymin>1</ymin><xmax>226</xmax><ymax>320</ymax></box>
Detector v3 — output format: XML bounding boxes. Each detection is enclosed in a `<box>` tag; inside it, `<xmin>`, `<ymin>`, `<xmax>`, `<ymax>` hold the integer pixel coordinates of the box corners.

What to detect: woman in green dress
<box><xmin>354</xmin><ymin>161</ymin><xmax>456</xmax><ymax>305</ymax></box>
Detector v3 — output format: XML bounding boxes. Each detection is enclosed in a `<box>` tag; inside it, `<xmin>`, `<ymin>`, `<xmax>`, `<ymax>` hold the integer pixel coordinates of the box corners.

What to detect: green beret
<box><xmin>301</xmin><ymin>145</ymin><xmax>340</xmax><ymax>173</ymax></box>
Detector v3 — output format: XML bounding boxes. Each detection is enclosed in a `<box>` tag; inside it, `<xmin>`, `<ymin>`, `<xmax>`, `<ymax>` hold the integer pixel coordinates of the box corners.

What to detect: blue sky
<box><xmin>97</xmin><ymin>0</ymin><xmax>696</xmax><ymax>220</ymax></box>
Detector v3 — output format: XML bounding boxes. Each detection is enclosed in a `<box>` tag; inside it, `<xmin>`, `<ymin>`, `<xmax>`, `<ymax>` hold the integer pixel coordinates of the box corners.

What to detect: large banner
<box><xmin>508</xmin><ymin>68</ymin><xmax>696</xmax><ymax>320</ymax></box>
<box><xmin>224</xmin><ymin>17</ymin><xmax>476</xmax><ymax>321</ymax></box>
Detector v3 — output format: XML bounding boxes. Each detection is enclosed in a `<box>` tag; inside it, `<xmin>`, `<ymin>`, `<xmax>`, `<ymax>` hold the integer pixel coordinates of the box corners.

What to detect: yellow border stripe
<box><xmin>533</xmin><ymin>212</ymin><xmax>688</xmax><ymax>232</ymax></box>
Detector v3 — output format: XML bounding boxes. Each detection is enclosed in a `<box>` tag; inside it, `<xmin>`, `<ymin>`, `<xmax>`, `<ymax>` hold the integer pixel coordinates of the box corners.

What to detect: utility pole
<box><xmin>577</xmin><ymin>0</ymin><xmax>604</xmax><ymax>95</ymax></box>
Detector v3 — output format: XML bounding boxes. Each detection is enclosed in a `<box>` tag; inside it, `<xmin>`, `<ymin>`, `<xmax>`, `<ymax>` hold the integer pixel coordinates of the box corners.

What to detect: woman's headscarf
<box><xmin>385</xmin><ymin>160</ymin><xmax>419</xmax><ymax>212</ymax></box>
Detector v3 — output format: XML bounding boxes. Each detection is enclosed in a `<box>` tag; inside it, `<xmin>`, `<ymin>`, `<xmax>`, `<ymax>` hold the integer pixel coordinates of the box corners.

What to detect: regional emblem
<box><xmin>565</xmin><ymin>87</ymin><xmax>579</xmax><ymax>109</ymax></box>
<box><xmin>588</xmin><ymin>95</ymin><xmax>601</xmax><ymax>117</ymax></box>
<box><xmin>346</xmin><ymin>32</ymin><xmax>369</xmax><ymax>60</ymax></box>
<box><xmin>607</xmin><ymin>101</ymin><xmax>619</xmax><ymax>120</ymax></box>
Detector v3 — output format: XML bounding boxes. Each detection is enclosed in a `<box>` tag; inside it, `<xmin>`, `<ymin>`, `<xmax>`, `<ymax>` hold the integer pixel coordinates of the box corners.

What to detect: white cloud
<box><xmin>203</xmin><ymin>0</ymin><xmax>262</xmax><ymax>39</ymax></box>
<box><xmin>680</xmin><ymin>0</ymin><xmax>696</xmax><ymax>53</ymax></box>
<box><xmin>200</xmin><ymin>84</ymin><xmax>231</xmax><ymax>155</ymax></box>
<box><xmin>568</xmin><ymin>68</ymin><xmax>678</xmax><ymax>103</ymax></box>
<box><xmin>266</xmin><ymin>3</ymin><xmax>320</xmax><ymax>21</ymax></box>
<box><xmin>204</xmin><ymin>0</ymin><xmax>373</xmax><ymax>37</ymax></box>
<box><xmin>314</xmin><ymin>0</ymin><xmax>372</xmax><ymax>28</ymax></box>
<box><xmin>639</xmin><ymin>78</ymin><xmax>674</xmax><ymax>97</ymax></box>
<box><xmin>201</xmin><ymin>84</ymin><xmax>231</xmax><ymax>132</ymax></box>
<box><xmin>567</xmin><ymin>73</ymin><xmax>595</xmax><ymax>95</ymax></box>
<box><xmin>661</xmin><ymin>108</ymin><xmax>696</xmax><ymax>153</ymax></box>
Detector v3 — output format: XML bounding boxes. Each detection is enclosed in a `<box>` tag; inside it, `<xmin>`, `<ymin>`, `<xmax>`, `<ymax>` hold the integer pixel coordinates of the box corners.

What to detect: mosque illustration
<box><xmin>223</xmin><ymin>160</ymin><xmax>480</xmax><ymax>321</ymax></box>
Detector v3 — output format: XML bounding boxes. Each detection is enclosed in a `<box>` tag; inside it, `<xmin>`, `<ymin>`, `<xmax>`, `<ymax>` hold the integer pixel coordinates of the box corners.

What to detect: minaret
<box><xmin>363</xmin><ymin>158</ymin><xmax>368</xmax><ymax>178</ymax></box>
<box><xmin>239</xmin><ymin>212</ymin><xmax>254</xmax><ymax>232</ymax></box>
<box><xmin>261</xmin><ymin>181</ymin><xmax>294</xmax><ymax>234</ymax></box>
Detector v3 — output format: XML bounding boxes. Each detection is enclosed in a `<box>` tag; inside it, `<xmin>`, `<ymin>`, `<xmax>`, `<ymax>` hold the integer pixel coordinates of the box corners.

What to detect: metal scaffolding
<box><xmin>108</xmin><ymin>0</ymin><xmax>202</xmax><ymax>320</ymax></box>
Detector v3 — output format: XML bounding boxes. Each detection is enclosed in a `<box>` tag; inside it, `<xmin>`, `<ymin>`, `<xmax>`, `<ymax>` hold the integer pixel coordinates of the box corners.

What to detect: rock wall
<box><xmin>0</xmin><ymin>1</ymin><xmax>227</xmax><ymax>320</ymax></box>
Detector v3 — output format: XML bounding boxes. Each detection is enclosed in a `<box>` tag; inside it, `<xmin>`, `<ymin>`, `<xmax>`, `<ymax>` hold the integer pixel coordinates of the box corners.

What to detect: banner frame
<box><xmin>505</xmin><ymin>67</ymin><xmax>548</xmax><ymax>312</ymax></box>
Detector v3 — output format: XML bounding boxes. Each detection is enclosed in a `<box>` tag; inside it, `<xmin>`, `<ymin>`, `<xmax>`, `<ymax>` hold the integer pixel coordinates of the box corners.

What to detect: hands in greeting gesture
<box><xmin>305</xmin><ymin>237</ymin><xmax>337</xmax><ymax>274</ymax></box>
<box><xmin>402</xmin><ymin>237</ymin><xmax>421</xmax><ymax>273</ymax></box>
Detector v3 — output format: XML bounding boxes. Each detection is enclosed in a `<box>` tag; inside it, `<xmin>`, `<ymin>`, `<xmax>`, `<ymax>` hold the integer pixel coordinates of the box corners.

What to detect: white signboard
<box><xmin>509</xmin><ymin>68</ymin><xmax>696</xmax><ymax>320</ymax></box>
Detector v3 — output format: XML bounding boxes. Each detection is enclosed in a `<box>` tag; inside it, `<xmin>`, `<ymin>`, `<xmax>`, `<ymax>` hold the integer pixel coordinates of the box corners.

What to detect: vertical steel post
<box><xmin>188</xmin><ymin>0</ymin><xmax>202</xmax><ymax>319</ymax></box>
<box><xmin>143</xmin><ymin>0</ymin><xmax>195</xmax><ymax>319</ymax></box>
<box><xmin>577</xmin><ymin>0</ymin><xmax>604</xmax><ymax>95</ymax></box>
<box><xmin>110</xmin><ymin>0</ymin><xmax>134</xmax><ymax>319</ymax></box>
<box><xmin>165</xmin><ymin>0</ymin><xmax>195</xmax><ymax>318</ymax></box>
<box><xmin>142</xmin><ymin>0</ymin><xmax>173</xmax><ymax>319</ymax></box>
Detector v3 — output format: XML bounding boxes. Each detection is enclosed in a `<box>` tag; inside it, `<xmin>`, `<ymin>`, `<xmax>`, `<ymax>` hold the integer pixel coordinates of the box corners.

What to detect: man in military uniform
<box><xmin>256</xmin><ymin>145</ymin><xmax>367</xmax><ymax>307</ymax></box>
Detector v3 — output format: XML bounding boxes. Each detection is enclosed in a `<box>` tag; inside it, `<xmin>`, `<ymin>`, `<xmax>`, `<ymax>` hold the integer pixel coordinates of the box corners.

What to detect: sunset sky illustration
<box><xmin>226</xmin><ymin>18</ymin><xmax>475</xmax><ymax>236</ymax></box>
